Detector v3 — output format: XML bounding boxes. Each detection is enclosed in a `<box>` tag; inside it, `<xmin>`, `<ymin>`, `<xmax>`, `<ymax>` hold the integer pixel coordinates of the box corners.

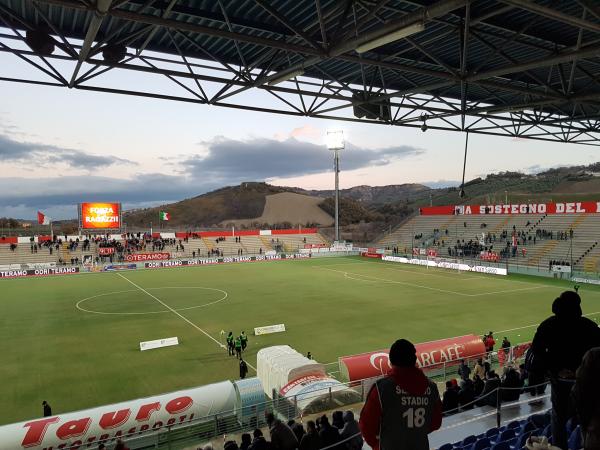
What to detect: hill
<box><xmin>116</xmin><ymin>163</ymin><xmax>600</xmax><ymax>232</ymax></box>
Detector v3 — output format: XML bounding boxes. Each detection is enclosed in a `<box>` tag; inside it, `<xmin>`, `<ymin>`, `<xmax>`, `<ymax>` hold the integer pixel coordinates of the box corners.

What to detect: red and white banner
<box><xmin>427</xmin><ymin>249</ymin><xmax>438</xmax><ymax>257</ymax></box>
<box><xmin>340</xmin><ymin>334</ymin><xmax>486</xmax><ymax>382</ymax></box>
<box><xmin>98</xmin><ymin>247</ymin><xmax>115</xmax><ymax>255</ymax></box>
<box><xmin>0</xmin><ymin>382</ymin><xmax>237</xmax><ymax>450</ymax></box>
<box><xmin>125</xmin><ymin>252</ymin><xmax>170</xmax><ymax>262</ymax></box>
<box><xmin>421</xmin><ymin>201</ymin><xmax>600</xmax><ymax>216</ymax></box>
<box><xmin>303</xmin><ymin>243</ymin><xmax>328</xmax><ymax>249</ymax></box>
<box><xmin>480</xmin><ymin>251</ymin><xmax>499</xmax><ymax>262</ymax></box>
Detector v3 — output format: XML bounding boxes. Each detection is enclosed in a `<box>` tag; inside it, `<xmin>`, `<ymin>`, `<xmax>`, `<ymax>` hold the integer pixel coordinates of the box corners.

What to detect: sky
<box><xmin>1</xmin><ymin>44</ymin><xmax>599</xmax><ymax>220</ymax></box>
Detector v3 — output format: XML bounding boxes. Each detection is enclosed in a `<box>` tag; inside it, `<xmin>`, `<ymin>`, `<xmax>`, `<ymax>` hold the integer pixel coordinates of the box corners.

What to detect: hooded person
<box><xmin>359</xmin><ymin>338</ymin><xmax>443</xmax><ymax>450</ymax></box>
<box><xmin>266</xmin><ymin>412</ymin><xmax>298</xmax><ymax>450</ymax></box>
<box><xmin>529</xmin><ymin>291</ymin><xmax>600</xmax><ymax>450</ymax></box>
<box><xmin>572</xmin><ymin>347</ymin><xmax>600</xmax><ymax>450</ymax></box>
<box><xmin>340</xmin><ymin>411</ymin><xmax>363</xmax><ymax>450</ymax></box>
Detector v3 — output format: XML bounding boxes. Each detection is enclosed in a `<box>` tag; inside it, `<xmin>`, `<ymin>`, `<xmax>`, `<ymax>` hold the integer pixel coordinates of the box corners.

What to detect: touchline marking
<box><xmin>325</xmin><ymin>267</ymin><xmax>553</xmax><ymax>297</ymax></box>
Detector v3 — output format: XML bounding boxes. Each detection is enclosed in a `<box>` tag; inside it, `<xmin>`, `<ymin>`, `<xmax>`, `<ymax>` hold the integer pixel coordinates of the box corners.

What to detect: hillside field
<box><xmin>1</xmin><ymin>256</ymin><xmax>599</xmax><ymax>425</ymax></box>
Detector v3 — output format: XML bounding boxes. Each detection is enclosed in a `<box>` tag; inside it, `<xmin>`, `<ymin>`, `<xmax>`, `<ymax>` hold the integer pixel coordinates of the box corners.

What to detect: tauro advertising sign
<box><xmin>80</xmin><ymin>203</ymin><xmax>121</xmax><ymax>229</ymax></box>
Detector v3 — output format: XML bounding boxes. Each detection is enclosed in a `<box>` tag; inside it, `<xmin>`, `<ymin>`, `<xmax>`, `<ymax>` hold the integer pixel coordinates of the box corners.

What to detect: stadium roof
<box><xmin>2</xmin><ymin>0</ymin><xmax>600</xmax><ymax>144</ymax></box>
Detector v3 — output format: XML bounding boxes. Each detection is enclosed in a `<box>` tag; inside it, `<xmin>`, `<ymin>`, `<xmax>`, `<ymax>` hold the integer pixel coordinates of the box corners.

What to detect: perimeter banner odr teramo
<box><xmin>382</xmin><ymin>255</ymin><xmax>508</xmax><ymax>275</ymax></box>
<box><xmin>420</xmin><ymin>201</ymin><xmax>600</xmax><ymax>216</ymax></box>
<box><xmin>80</xmin><ymin>202</ymin><xmax>121</xmax><ymax>229</ymax></box>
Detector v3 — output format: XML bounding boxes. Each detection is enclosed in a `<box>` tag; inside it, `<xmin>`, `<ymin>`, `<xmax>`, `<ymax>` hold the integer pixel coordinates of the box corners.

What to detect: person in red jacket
<box><xmin>359</xmin><ymin>339</ymin><xmax>443</xmax><ymax>450</ymax></box>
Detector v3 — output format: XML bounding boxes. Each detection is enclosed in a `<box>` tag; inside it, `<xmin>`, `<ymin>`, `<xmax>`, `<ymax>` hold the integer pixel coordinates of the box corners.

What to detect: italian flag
<box><xmin>159</xmin><ymin>211</ymin><xmax>170</xmax><ymax>221</ymax></box>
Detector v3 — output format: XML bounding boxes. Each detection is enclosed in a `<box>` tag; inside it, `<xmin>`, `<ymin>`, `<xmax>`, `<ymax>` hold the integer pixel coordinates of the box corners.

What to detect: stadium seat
<box><xmin>461</xmin><ymin>435</ymin><xmax>478</xmax><ymax>447</ymax></box>
<box><xmin>491</xmin><ymin>441</ymin><xmax>511</xmax><ymax>450</ymax></box>
<box><xmin>472</xmin><ymin>437</ymin><xmax>491</xmax><ymax>450</ymax></box>
<box><xmin>439</xmin><ymin>444</ymin><xmax>453</xmax><ymax>450</ymax></box>
<box><xmin>511</xmin><ymin>432</ymin><xmax>531</xmax><ymax>450</ymax></box>
<box><xmin>485</xmin><ymin>428</ymin><xmax>500</xmax><ymax>438</ymax></box>
<box><xmin>529</xmin><ymin>413</ymin><xmax>549</xmax><ymax>429</ymax></box>
<box><xmin>519</xmin><ymin>420</ymin><xmax>537</xmax><ymax>435</ymax></box>
<box><xmin>541</xmin><ymin>424</ymin><xmax>552</xmax><ymax>438</ymax></box>
<box><xmin>568</xmin><ymin>425</ymin><xmax>583</xmax><ymax>450</ymax></box>
<box><xmin>507</xmin><ymin>421</ymin><xmax>521</xmax><ymax>430</ymax></box>
<box><xmin>566</xmin><ymin>418</ymin><xmax>576</xmax><ymax>437</ymax></box>
<box><xmin>492</xmin><ymin>429</ymin><xmax>516</xmax><ymax>444</ymax></box>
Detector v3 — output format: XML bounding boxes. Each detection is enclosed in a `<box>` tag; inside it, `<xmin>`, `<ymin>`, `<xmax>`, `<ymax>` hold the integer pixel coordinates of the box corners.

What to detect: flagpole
<box><xmin>150</xmin><ymin>221</ymin><xmax>153</xmax><ymax>236</ymax></box>
<box><xmin>50</xmin><ymin>220</ymin><xmax>53</xmax><ymax>242</ymax></box>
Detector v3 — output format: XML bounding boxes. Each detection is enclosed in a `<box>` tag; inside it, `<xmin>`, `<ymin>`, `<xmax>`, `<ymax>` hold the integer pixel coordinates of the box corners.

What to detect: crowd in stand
<box><xmin>199</xmin><ymin>412</ymin><xmax>363</xmax><ymax>450</ymax></box>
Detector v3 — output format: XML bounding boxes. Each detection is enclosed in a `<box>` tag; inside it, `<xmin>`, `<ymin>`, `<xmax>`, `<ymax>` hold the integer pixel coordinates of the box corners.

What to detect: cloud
<box><xmin>186</xmin><ymin>136</ymin><xmax>424</xmax><ymax>182</ymax></box>
<box><xmin>0</xmin><ymin>134</ymin><xmax>133</xmax><ymax>169</ymax></box>
<box><xmin>0</xmin><ymin>174</ymin><xmax>218</xmax><ymax>219</ymax></box>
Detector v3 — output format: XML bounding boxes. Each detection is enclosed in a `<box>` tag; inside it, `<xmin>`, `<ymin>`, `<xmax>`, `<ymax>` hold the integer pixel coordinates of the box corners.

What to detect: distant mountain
<box><xmin>116</xmin><ymin>162</ymin><xmax>600</xmax><ymax>229</ymax></box>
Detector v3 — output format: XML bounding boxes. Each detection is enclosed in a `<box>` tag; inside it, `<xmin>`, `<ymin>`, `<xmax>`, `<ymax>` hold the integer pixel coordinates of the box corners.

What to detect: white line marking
<box><xmin>76</xmin><ymin>286</ymin><xmax>228</xmax><ymax>315</ymax></box>
<box><xmin>324</xmin><ymin>267</ymin><xmax>552</xmax><ymax>298</ymax></box>
<box><xmin>117</xmin><ymin>273</ymin><xmax>226</xmax><ymax>349</ymax></box>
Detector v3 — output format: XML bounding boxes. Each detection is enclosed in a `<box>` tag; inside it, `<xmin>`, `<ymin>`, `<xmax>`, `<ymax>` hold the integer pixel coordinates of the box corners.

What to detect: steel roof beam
<box><xmin>498</xmin><ymin>0</ymin><xmax>600</xmax><ymax>34</ymax></box>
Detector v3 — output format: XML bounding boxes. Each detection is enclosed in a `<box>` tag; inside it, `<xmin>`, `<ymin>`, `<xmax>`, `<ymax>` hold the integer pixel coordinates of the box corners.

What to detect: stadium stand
<box><xmin>378</xmin><ymin>208</ymin><xmax>600</xmax><ymax>272</ymax></box>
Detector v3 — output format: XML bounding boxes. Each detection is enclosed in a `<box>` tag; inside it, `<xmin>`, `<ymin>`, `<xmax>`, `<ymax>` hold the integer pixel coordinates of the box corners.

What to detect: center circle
<box><xmin>76</xmin><ymin>286</ymin><xmax>228</xmax><ymax>316</ymax></box>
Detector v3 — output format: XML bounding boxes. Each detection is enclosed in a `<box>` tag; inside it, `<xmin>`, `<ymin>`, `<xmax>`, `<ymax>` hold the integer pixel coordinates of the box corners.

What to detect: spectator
<box><xmin>457</xmin><ymin>360</ymin><xmax>471</xmax><ymax>381</ymax></box>
<box><xmin>502</xmin><ymin>337</ymin><xmax>511</xmax><ymax>354</ymax></box>
<box><xmin>472</xmin><ymin>358</ymin><xmax>485</xmax><ymax>381</ymax></box>
<box><xmin>340</xmin><ymin>411</ymin><xmax>363</xmax><ymax>450</ymax></box>
<box><xmin>291</xmin><ymin>422</ymin><xmax>305</xmax><ymax>443</ymax></box>
<box><xmin>318</xmin><ymin>415</ymin><xmax>342</xmax><ymax>449</ymax></box>
<box><xmin>458</xmin><ymin>379</ymin><xmax>475</xmax><ymax>410</ymax></box>
<box><xmin>248</xmin><ymin>429</ymin><xmax>269</xmax><ymax>450</ymax></box>
<box><xmin>299</xmin><ymin>420</ymin><xmax>321</xmax><ymax>450</ymax></box>
<box><xmin>442</xmin><ymin>380</ymin><xmax>459</xmax><ymax>414</ymax></box>
<box><xmin>240</xmin><ymin>434</ymin><xmax>251</xmax><ymax>450</ymax></box>
<box><xmin>332</xmin><ymin>410</ymin><xmax>344</xmax><ymax>430</ymax></box>
<box><xmin>114</xmin><ymin>440</ymin><xmax>129</xmax><ymax>450</ymax></box>
<box><xmin>42</xmin><ymin>401</ymin><xmax>52</xmax><ymax>417</ymax></box>
<box><xmin>224</xmin><ymin>441</ymin><xmax>239</xmax><ymax>450</ymax></box>
<box><xmin>572</xmin><ymin>347</ymin><xmax>600</xmax><ymax>450</ymax></box>
<box><xmin>529</xmin><ymin>291</ymin><xmax>600</xmax><ymax>450</ymax></box>
<box><xmin>484</xmin><ymin>332</ymin><xmax>496</xmax><ymax>353</ymax></box>
<box><xmin>476</xmin><ymin>370</ymin><xmax>501</xmax><ymax>407</ymax></box>
<box><xmin>501</xmin><ymin>366</ymin><xmax>523</xmax><ymax>401</ymax></box>
<box><xmin>266</xmin><ymin>412</ymin><xmax>298</xmax><ymax>450</ymax></box>
<box><xmin>360</xmin><ymin>339</ymin><xmax>442</xmax><ymax>450</ymax></box>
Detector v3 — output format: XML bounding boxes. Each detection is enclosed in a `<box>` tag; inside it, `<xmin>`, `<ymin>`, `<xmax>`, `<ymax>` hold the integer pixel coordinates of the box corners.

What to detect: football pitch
<box><xmin>2</xmin><ymin>255</ymin><xmax>599</xmax><ymax>425</ymax></box>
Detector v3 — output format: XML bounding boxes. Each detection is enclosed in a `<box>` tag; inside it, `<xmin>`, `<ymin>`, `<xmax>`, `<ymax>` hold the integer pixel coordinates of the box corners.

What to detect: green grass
<box><xmin>1</xmin><ymin>256</ymin><xmax>600</xmax><ymax>425</ymax></box>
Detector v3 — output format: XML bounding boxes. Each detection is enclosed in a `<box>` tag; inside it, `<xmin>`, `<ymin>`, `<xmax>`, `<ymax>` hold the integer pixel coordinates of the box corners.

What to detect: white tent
<box><xmin>256</xmin><ymin>345</ymin><xmax>325</xmax><ymax>397</ymax></box>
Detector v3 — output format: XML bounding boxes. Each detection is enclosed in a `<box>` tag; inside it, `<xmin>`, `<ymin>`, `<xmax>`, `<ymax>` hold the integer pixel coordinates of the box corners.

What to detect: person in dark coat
<box><xmin>572</xmin><ymin>347</ymin><xmax>600</xmax><ymax>450</ymax></box>
<box><xmin>318</xmin><ymin>415</ymin><xmax>343</xmax><ymax>450</ymax></box>
<box><xmin>529</xmin><ymin>291</ymin><xmax>600</xmax><ymax>450</ymax></box>
<box><xmin>299</xmin><ymin>420</ymin><xmax>321</xmax><ymax>450</ymax></box>
<box><xmin>332</xmin><ymin>411</ymin><xmax>344</xmax><ymax>430</ymax></box>
<box><xmin>458</xmin><ymin>379</ymin><xmax>475</xmax><ymax>410</ymax></box>
<box><xmin>266</xmin><ymin>413</ymin><xmax>298</xmax><ymax>450</ymax></box>
<box><xmin>239</xmin><ymin>359</ymin><xmax>248</xmax><ymax>379</ymax></box>
<box><xmin>340</xmin><ymin>411</ymin><xmax>363</xmax><ymax>450</ymax></box>
<box><xmin>457</xmin><ymin>360</ymin><xmax>471</xmax><ymax>381</ymax></box>
<box><xmin>476</xmin><ymin>370</ymin><xmax>501</xmax><ymax>407</ymax></box>
<box><xmin>42</xmin><ymin>401</ymin><xmax>52</xmax><ymax>417</ymax></box>
<box><xmin>501</xmin><ymin>366</ymin><xmax>523</xmax><ymax>402</ymax></box>
<box><xmin>291</xmin><ymin>422</ymin><xmax>305</xmax><ymax>443</ymax></box>
<box><xmin>240</xmin><ymin>433</ymin><xmax>252</xmax><ymax>450</ymax></box>
<box><xmin>248</xmin><ymin>429</ymin><xmax>270</xmax><ymax>450</ymax></box>
<box><xmin>442</xmin><ymin>380</ymin><xmax>459</xmax><ymax>414</ymax></box>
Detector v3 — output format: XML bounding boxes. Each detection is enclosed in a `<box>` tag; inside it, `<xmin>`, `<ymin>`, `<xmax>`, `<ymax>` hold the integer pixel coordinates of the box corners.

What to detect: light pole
<box><xmin>326</xmin><ymin>130</ymin><xmax>345</xmax><ymax>242</ymax></box>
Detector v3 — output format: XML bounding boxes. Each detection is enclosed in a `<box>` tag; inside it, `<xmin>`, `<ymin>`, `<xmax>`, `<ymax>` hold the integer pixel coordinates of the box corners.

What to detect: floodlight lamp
<box><xmin>326</xmin><ymin>130</ymin><xmax>345</xmax><ymax>150</ymax></box>
<box><xmin>267</xmin><ymin>69</ymin><xmax>305</xmax><ymax>86</ymax></box>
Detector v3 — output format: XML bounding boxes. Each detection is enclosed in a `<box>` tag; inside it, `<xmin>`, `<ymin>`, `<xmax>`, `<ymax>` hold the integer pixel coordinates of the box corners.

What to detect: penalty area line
<box><xmin>116</xmin><ymin>273</ymin><xmax>258</xmax><ymax>372</ymax></box>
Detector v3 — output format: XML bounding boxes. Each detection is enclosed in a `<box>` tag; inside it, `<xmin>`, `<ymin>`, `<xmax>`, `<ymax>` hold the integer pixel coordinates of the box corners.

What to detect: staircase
<box><xmin>527</xmin><ymin>240</ymin><xmax>558</xmax><ymax>266</ymax></box>
<box><xmin>259</xmin><ymin>236</ymin><xmax>273</xmax><ymax>251</ymax></box>
<box><xmin>202</xmin><ymin>237</ymin><xmax>215</xmax><ymax>252</ymax></box>
<box><xmin>60</xmin><ymin>242</ymin><xmax>70</xmax><ymax>262</ymax></box>
<box><xmin>491</xmin><ymin>216</ymin><xmax>511</xmax><ymax>234</ymax></box>
<box><xmin>583</xmin><ymin>255</ymin><xmax>600</xmax><ymax>272</ymax></box>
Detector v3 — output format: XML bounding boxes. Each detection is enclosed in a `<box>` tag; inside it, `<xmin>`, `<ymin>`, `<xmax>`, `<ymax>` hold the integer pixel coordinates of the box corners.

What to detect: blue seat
<box><xmin>491</xmin><ymin>441</ymin><xmax>511</xmax><ymax>450</ymax></box>
<box><xmin>486</xmin><ymin>428</ymin><xmax>499</xmax><ymax>438</ymax></box>
<box><xmin>519</xmin><ymin>421</ymin><xmax>536</xmax><ymax>435</ymax></box>
<box><xmin>472</xmin><ymin>437</ymin><xmax>491</xmax><ymax>450</ymax></box>
<box><xmin>511</xmin><ymin>432</ymin><xmax>530</xmax><ymax>450</ymax></box>
<box><xmin>568</xmin><ymin>425</ymin><xmax>583</xmax><ymax>450</ymax></box>
<box><xmin>461</xmin><ymin>435</ymin><xmax>477</xmax><ymax>447</ymax></box>
<box><xmin>507</xmin><ymin>421</ymin><xmax>521</xmax><ymax>430</ymax></box>
<box><xmin>529</xmin><ymin>413</ymin><xmax>549</xmax><ymax>429</ymax></box>
<box><xmin>439</xmin><ymin>444</ymin><xmax>453</xmax><ymax>450</ymax></box>
<box><xmin>541</xmin><ymin>424</ymin><xmax>552</xmax><ymax>438</ymax></box>
<box><xmin>566</xmin><ymin>418</ymin><xmax>576</xmax><ymax>437</ymax></box>
<box><xmin>492</xmin><ymin>429</ymin><xmax>515</xmax><ymax>444</ymax></box>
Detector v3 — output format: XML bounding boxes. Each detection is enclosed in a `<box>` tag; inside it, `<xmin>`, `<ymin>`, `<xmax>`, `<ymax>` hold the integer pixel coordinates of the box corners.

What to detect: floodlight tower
<box><xmin>326</xmin><ymin>130</ymin><xmax>345</xmax><ymax>242</ymax></box>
